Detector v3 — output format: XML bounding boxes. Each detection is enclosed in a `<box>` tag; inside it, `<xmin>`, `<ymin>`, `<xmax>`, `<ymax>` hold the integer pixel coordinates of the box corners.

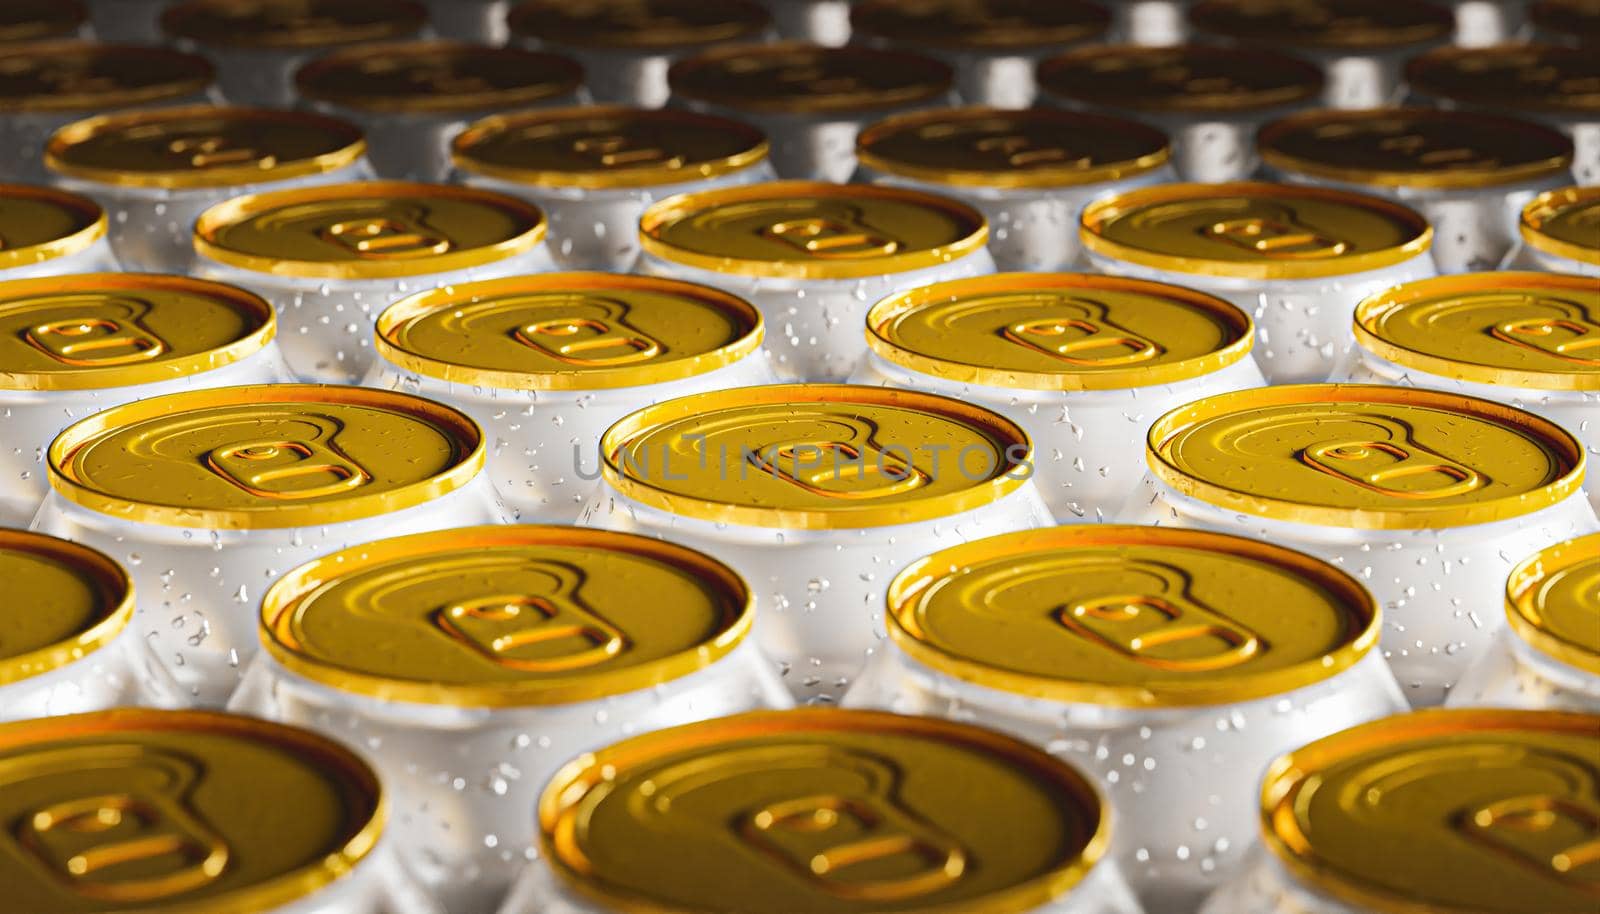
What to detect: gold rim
<box><xmin>1521</xmin><ymin>186</ymin><xmax>1600</xmax><ymax>267</ymax></box>
<box><xmin>668</xmin><ymin>41</ymin><xmax>954</xmax><ymax>114</ymax></box>
<box><xmin>1505</xmin><ymin>532</ymin><xmax>1600</xmax><ymax>676</ymax></box>
<box><xmin>294</xmin><ymin>40</ymin><xmax>584</xmax><ymax>114</ymax></box>
<box><xmin>0</xmin><ymin>40</ymin><xmax>214</xmax><ymax>113</ymax></box>
<box><xmin>0</xmin><ymin>530</ymin><xmax>133</xmax><ymax>687</ymax></box>
<box><xmin>0</xmin><ymin>183</ymin><xmax>106</xmax><ymax>272</ymax></box>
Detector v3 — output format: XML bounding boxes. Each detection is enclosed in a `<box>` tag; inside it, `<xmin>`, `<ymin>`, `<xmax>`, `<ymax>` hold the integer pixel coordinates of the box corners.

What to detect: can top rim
<box><xmin>1189</xmin><ymin>0</ymin><xmax>1454</xmax><ymax>50</ymax></box>
<box><xmin>0</xmin><ymin>183</ymin><xmax>107</xmax><ymax>272</ymax></box>
<box><xmin>160</xmin><ymin>0</ymin><xmax>427</xmax><ymax>49</ymax></box>
<box><xmin>1521</xmin><ymin>186</ymin><xmax>1600</xmax><ymax>266</ymax></box>
<box><xmin>0</xmin><ymin>40</ymin><xmax>214</xmax><ymax>113</ymax></box>
<box><xmin>849</xmin><ymin>0</ymin><xmax>1112</xmax><ymax>49</ymax></box>
<box><xmin>1036</xmin><ymin>44</ymin><xmax>1326</xmax><ymax>113</ymax></box>
<box><xmin>506</xmin><ymin>0</ymin><xmax>770</xmax><ymax>48</ymax></box>
<box><xmin>294</xmin><ymin>40</ymin><xmax>585</xmax><ymax>114</ymax></box>
<box><xmin>668</xmin><ymin>41</ymin><xmax>954</xmax><ymax>114</ymax></box>
<box><xmin>1506</xmin><ymin>532</ymin><xmax>1600</xmax><ymax>675</ymax></box>
<box><xmin>0</xmin><ymin>530</ymin><xmax>132</xmax><ymax>688</ymax></box>
<box><xmin>0</xmin><ymin>0</ymin><xmax>85</xmax><ymax>44</ymax></box>
<box><xmin>1405</xmin><ymin>43</ymin><xmax>1600</xmax><ymax>114</ymax></box>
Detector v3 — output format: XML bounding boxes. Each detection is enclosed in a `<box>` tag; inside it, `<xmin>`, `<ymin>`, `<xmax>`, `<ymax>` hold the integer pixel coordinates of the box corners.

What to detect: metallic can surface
<box><xmin>850</xmin><ymin>272</ymin><xmax>1263</xmax><ymax>522</ymax></box>
<box><xmin>1515</xmin><ymin>185</ymin><xmax>1600</xmax><ymax>275</ymax></box>
<box><xmin>84</xmin><ymin>0</ymin><xmax>170</xmax><ymax>42</ymax></box>
<box><xmin>193</xmin><ymin>180</ymin><xmax>554</xmax><ymax>384</ymax></box>
<box><xmin>1109</xmin><ymin>0</ymin><xmax>1197</xmax><ymax>45</ymax></box>
<box><xmin>855</xmin><ymin>107</ymin><xmax>1174</xmax><ymax>271</ymax></box>
<box><xmin>0</xmin><ymin>0</ymin><xmax>88</xmax><ymax>45</ymax></box>
<box><xmin>418</xmin><ymin>0</ymin><xmax>509</xmax><ymax>43</ymax></box>
<box><xmin>760</xmin><ymin>0</ymin><xmax>853</xmax><ymax>45</ymax></box>
<box><xmin>452</xmin><ymin>106</ymin><xmax>774</xmax><ymax>271</ymax></box>
<box><xmin>231</xmin><ymin>525</ymin><xmax>790</xmax><ymax>914</ymax></box>
<box><xmin>1531</xmin><ymin>0</ymin><xmax>1600</xmax><ymax>45</ymax></box>
<box><xmin>638</xmin><ymin>180</ymin><xmax>993</xmax><ymax>381</ymax></box>
<box><xmin>0</xmin><ymin>183</ymin><xmax>116</xmax><ymax>282</ymax></box>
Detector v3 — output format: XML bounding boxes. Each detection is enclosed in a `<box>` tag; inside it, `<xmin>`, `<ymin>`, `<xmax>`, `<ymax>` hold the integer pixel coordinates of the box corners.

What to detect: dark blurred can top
<box><xmin>851</xmin><ymin>0</ymin><xmax>1111</xmax><ymax>50</ymax></box>
<box><xmin>1406</xmin><ymin>43</ymin><xmax>1600</xmax><ymax>115</ymax></box>
<box><xmin>0</xmin><ymin>40</ymin><xmax>214</xmax><ymax>114</ymax></box>
<box><xmin>0</xmin><ymin>0</ymin><xmax>86</xmax><ymax>44</ymax></box>
<box><xmin>0</xmin><ymin>530</ymin><xmax>131</xmax><ymax>687</ymax></box>
<box><xmin>507</xmin><ymin>0</ymin><xmax>770</xmax><ymax>49</ymax></box>
<box><xmin>669</xmin><ymin>41</ymin><xmax>952</xmax><ymax>114</ymax></box>
<box><xmin>0</xmin><ymin>183</ymin><xmax>105</xmax><ymax>273</ymax></box>
<box><xmin>296</xmin><ymin>40</ymin><xmax>585</xmax><ymax>113</ymax></box>
<box><xmin>1037</xmin><ymin>43</ymin><xmax>1324</xmax><ymax>114</ymax></box>
<box><xmin>1189</xmin><ymin>0</ymin><xmax>1452</xmax><ymax>51</ymax></box>
<box><xmin>1530</xmin><ymin>0</ymin><xmax>1600</xmax><ymax>45</ymax></box>
<box><xmin>161</xmin><ymin>0</ymin><xmax>427</xmax><ymax>50</ymax></box>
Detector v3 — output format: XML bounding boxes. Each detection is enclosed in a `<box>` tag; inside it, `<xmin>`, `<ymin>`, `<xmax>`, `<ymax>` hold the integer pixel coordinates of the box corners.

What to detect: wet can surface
<box><xmin>1108</xmin><ymin>0</ymin><xmax>1197</xmax><ymax>45</ymax></box>
<box><xmin>0</xmin><ymin>0</ymin><xmax>88</xmax><ymax>45</ymax></box>
<box><xmin>1515</xmin><ymin>184</ymin><xmax>1600</xmax><ymax>275</ymax></box>
<box><xmin>855</xmin><ymin>107</ymin><xmax>1174</xmax><ymax>272</ymax></box>
<box><xmin>1453</xmin><ymin>0</ymin><xmax>1532</xmax><ymax>46</ymax></box>
<box><xmin>452</xmin><ymin>106</ymin><xmax>774</xmax><ymax>271</ymax></box>
<box><xmin>637</xmin><ymin>180</ymin><xmax>993</xmax><ymax>381</ymax></box>
<box><xmin>193</xmin><ymin>180</ymin><xmax>554</xmax><ymax>384</ymax></box>
<box><xmin>843</xmin><ymin>525</ymin><xmax>1406</xmax><ymax>913</ymax></box>
<box><xmin>0</xmin><ymin>183</ymin><xmax>116</xmax><ymax>283</ymax></box>
<box><xmin>1126</xmin><ymin>383</ymin><xmax>1599</xmax><ymax>706</ymax></box>
<box><xmin>368</xmin><ymin>272</ymin><xmax>774</xmax><ymax>520</ymax></box>
<box><xmin>1531</xmin><ymin>0</ymin><xmax>1600</xmax><ymax>44</ymax></box>
<box><xmin>498</xmin><ymin>709</ymin><xmax>1144</xmax><ymax>914</ymax></box>
<box><xmin>232</xmin><ymin>525</ymin><xmax>790</xmax><ymax>914</ymax></box>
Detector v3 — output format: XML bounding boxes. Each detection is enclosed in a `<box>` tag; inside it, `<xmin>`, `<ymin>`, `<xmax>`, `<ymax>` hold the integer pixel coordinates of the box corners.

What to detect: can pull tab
<box><xmin>1056</xmin><ymin>561</ymin><xmax>1265</xmax><ymax>672</ymax></box>
<box><xmin>320</xmin><ymin>217</ymin><xmax>451</xmax><ymax>259</ymax></box>
<box><xmin>1204</xmin><ymin>216</ymin><xmax>1349</xmax><ymax>259</ymax></box>
<box><xmin>1005</xmin><ymin>317</ymin><xmax>1163</xmax><ymax>366</ymax></box>
<box><xmin>761</xmin><ymin>217</ymin><xmax>900</xmax><ymax>259</ymax></box>
<box><xmin>1461</xmin><ymin>794</ymin><xmax>1600</xmax><ymax>889</ymax></box>
<box><xmin>433</xmin><ymin>591</ymin><xmax>628</xmax><ymax>673</ymax></box>
<box><xmin>1302</xmin><ymin>439</ymin><xmax>1484</xmax><ymax>500</ymax></box>
<box><xmin>571</xmin><ymin>134</ymin><xmax>683</xmax><ymax>169</ymax></box>
<box><xmin>1493</xmin><ymin>317</ymin><xmax>1600</xmax><ymax>364</ymax></box>
<box><xmin>25</xmin><ymin>318</ymin><xmax>168</xmax><ymax>366</ymax></box>
<box><xmin>207</xmin><ymin>440</ymin><xmax>373</xmax><ymax>500</ymax></box>
<box><xmin>750</xmin><ymin>440</ymin><xmax>929</xmax><ymax>500</ymax></box>
<box><xmin>514</xmin><ymin>316</ymin><xmax>663</xmax><ymax>365</ymax></box>
<box><xmin>164</xmin><ymin>135</ymin><xmax>270</xmax><ymax>170</ymax></box>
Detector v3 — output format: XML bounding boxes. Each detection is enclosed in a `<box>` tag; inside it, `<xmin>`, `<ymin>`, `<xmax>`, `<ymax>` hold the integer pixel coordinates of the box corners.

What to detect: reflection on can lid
<box><xmin>1531</xmin><ymin>0</ymin><xmax>1600</xmax><ymax>44</ymax></box>
<box><xmin>1354</xmin><ymin>272</ymin><xmax>1599</xmax><ymax>391</ymax></box>
<box><xmin>48</xmin><ymin>384</ymin><xmax>485</xmax><ymax>529</ymax></box>
<box><xmin>161</xmin><ymin>0</ymin><xmax>426</xmax><ymax>49</ymax></box>
<box><xmin>0</xmin><ymin>531</ymin><xmax>131</xmax><ymax>687</ymax></box>
<box><xmin>1080</xmin><ymin>181</ymin><xmax>1432</xmax><ymax>279</ymax></box>
<box><xmin>1147</xmin><ymin>384</ymin><xmax>1586</xmax><ymax>529</ymax></box>
<box><xmin>601</xmin><ymin>384</ymin><xmax>1031</xmax><ymax>529</ymax></box>
<box><xmin>376</xmin><ymin>273</ymin><xmax>763</xmax><ymax>390</ymax></box>
<box><xmin>669</xmin><ymin>41</ymin><xmax>953</xmax><ymax>114</ymax></box>
<box><xmin>856</xmin><ymin>107</ymin><xmax>1170</xmax><ymax>189</ymax></box>
<box><xmin>1507</xmin><ymin>532</ymin><xmax>1600</xmax><ymax>675</ymax></box>
<box><xmin>850</xmin><ymin>0</ymin><xmax>1111</xmax><ymax>49</ymax></box>
<box><xmin>451</xmin><ymin>106</ymin><xmax>768</xmax><ymax>189</ymax></box>
<box><xmin>1522</xmin><ymin>186</ymin><xmax>1600</xmax><ymax>267</ymax></box>
<box><xmin>1406</xmin><ymin>44</ymin><xmax>1600</xmax><ymax>115</ymax></box>
<box><xmin>261</xmin><ymin>526</ymin><xmax>753</xmax><ymax>706</ymax></box>
<box><xmin>0</xmin><ymin>0</ymin><xmax>85</xmax><ymax>44</ymax></box>
<box><xmin>1036</xmin><ymin>44</ymin><xmax>1324</xmax><ymax>113</ymax></box>
<box><xmin>0</xmin><ymin>709</ymin><xmax>384</xmax><ymax>914</ymax></box>
<box><xmin>640</xmin><ymin>180</ymin><xmax>987</xmax><ymax>279</ymax></box>
<box><xmin>193</xmin><ymin>180</ymin><xmax>546</xmax><ymax>279</ymax></box>
<box><xmin>1190</xmin><ymin>0</ymin><xmax>1452</xmax><ymax>50</ymax></box>
<box><xmin>0</xmin><ymin>41</ymin><xmax>214</xmax><ymax>113</ymax></box>
<box><xmin>295</xmin><ymin>40</ymin><xmax>584</xmax><ymax>113</ymax></box>
<box><xmin>0</xmin><ymin>184</ymin><xmax>106</xmax><ymax>273</ymax></box>
<box><xmin>540</xmin><ymin>709</ymin><xmax>1109</xmax><ymax>914</ymax></box>
<box><xmin>866</xmin><ymin>272</ymin><xmax>1253</xmax><ymax>390</ymax></box>
<box><xmin>1261</xmin><ymin>709</ymin><xmax>1600</xmax><ymax>914</ymax></box>
<box><xmin>507</xmin><ymin>0</ymin><xmax>769</xmax><ymax>48</ymax></box>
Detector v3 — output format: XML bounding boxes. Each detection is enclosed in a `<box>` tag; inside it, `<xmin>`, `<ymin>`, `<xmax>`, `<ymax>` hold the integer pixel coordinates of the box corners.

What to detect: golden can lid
<box><xmin>0</xmin><ymin>0</ymin><xmax>85</xmax><ymax>44</ymax></box>
<box><xmin>1406</xmin><ymin>44</ymin><xmax>1600</xmax><ymax>115</ymax></box>
<box><xmin>295</xmin><ymin>40</ymin><xmax>584</xmax><ymax>114</ymax></box>
<box><xmin>540</xmin><ymin>709</ymin><xmax>1109</xmax><ymax>914</ymax></box>
<box><xmin>376</xmin><ymin>273</ymin><xmax>763</xmax><ymax>390</ymax></box>
<box><xmin>0</xmin><ymin>709</ymin><xmax>384</xmax><ymax>914</ymax></box>
<box><xmin>193</xmin><ymin>180</ymin><xmax>546</xmax><ymax>280</ymax></box>
<box><xmin>161</xmin><ymin>0</ymin><xmax>426</xmax><ymax>49</ymax></box>
<box><xmin>1147</xmin><ymin>384</ymin><xmax>1586</xmax><ymax>529</ymax></box>
<box><xmin>1260</xmin><ymin>709</ymin><xmax>1600</xmax><ymax>914</ymax></box>
<box><xmin>866</xmin><ymin>272</ymin><xmax>1253</xmax><ymax>391</ymax></box>
<box><xmin>0</xmin><ymin>183</ymin><xmax>106</xmax><ymax>273</ymax></box>
<box><xmin>1353</xmin><ymin>272</ymin><xmax>1599</xmax><ymax>392</ymax></box>
<box><xmin>639</xmin><ymin>180</ymin><xmax>988</xmax><ymax>280</ymax></box>
<box><xmin>602</xmin><ymin>384</ymin><xmax>1032</xmax><ymax>530</ymax></box>
<box><xmin>1190</xmin><ymin>0</ymin><xmax>1453</xmax><ymax>50</ymax></box>
<box><xmin>1080</xmin><ymin>181</ymin><xmax>1432</xmax><ymax>280</ymax></box>
<box><xmin>1037</xmin><ymin>44</ymin><xmax>1325</xmax><ymax>114</ymax></box>
<box><xmin>850</xmin><ymin>0</ymin><xmax>1111</xmax><ymax>49</ymax></box>
<box><xmin>856</xmin><ymin>107</ymin><xmax>1171</xmax><ymax>189</ymax></box>
<box><xmin>1532</xmin><ymin>0</ymin><xmax>1600</xmax><ymax>44</ymax></box>
<box><xmin>0</xmin><ymin>40</ymin><xmax>214</xmax><ymax>114</ymax></box>
<box><xmin>507</xmin><ymin>0</ymin><xmax>769</xmax><ymax>48</ymax></box>
<box><xmin>1521</xmin><ymin>185</ymin><xmax>1600</xmax><ymax>267</ymax></box>
<box><xmin>450</xmin><ymin>106</ymin><xmax>768</xmax><ymax>190</ymax></box>
<box><xmin>47</xmin><ymin>384</ymin><xmax>485</xmax><ymax>530</ymax></box>
<box><xmin>261</xmin><ymin>526</ymin><xmax>752</xmax><ymax>706</ymax></box>
<box><xmin>1506</xmin><ymin>532</ymin><xmax>1600</xmax><ymax>675</ymax></box>
<box><xmin>668</xmin><ymin>41</ymin><xmax>953</xmax><ymax>114</ymax></box>
<box><xmin>0</xmin><ymin>531</ymin><xmax>131</xmax><ymax>687</ymax></box>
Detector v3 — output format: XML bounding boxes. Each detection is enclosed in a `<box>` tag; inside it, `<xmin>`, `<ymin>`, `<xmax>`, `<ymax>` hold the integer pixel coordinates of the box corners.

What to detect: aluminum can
<box><xmin>295</xmin><ymin>40</ymin><xmax>586</xmax><ymax>181</ymax></box>
<box><xmin>1199</xmin><ymin>708</ymin><xmax>1600</xmax><ymax>914</ymax></box>
<box><xmin>0</xmin><ymin>708</ymin><xmax>443</xmax><ymax>914</ymax></box>
<box><xmin>1125</xmin><ymin>383</ymin><xmax>1600</xmax><ymax>706</ymax></box>
<box><xmin>1454</xmin><ymin>0</ymin><xmax>1531</xmax><ymax>45</ymax></box>
<box><xmin>368</xmin><ymin>272</ymin><xmax>774</xmax><ymax>521</ymax></box>
<box><xmin>498</xmin><ymin>709</ymin><xmax>1145</xmax><ymax>914</ymax></box>
<box><xmin>1530</xmin><ymin>0</ymin><xmax>1600</xmax><ymax>45</ymax></box>
<box><xmin>84</xmin><ymin>0</ymin><xmax>169</xmax><ymax>43</ymax></box>
<box><xmin>0</xmin><ymin>0</ymin><xmax>88</xmax><ymax>45</ymax></box>
<box><xmin>31</xmin><ymin>383</ymin><xmax>506</xmax><ymax>706</ymax></box>
<box><xmin>1037</xmin><ymin>44</ymin><xmax>1325</xmax><ymax>182</ymax></box>
<box><xmin>1108</xmin><ymin>0</ymin><xmax>1197</xmax><ymax>45</ymax></box>
<box><xmin>582</xmin><ymin>383</ymin><xmax>1052</xmax><ymax>702</ymax></box>
<box><xmin>0</xmin><ymin>183</ymin><xmax>117</xmax><ymax>284</ymax></box>
<box><xmin>855</xmin><ymin>107</ymin><xmax>1175</xmax><ymax>272</ymax></box>
<box><xmin>849</xmin><ymin>0</ymin><xmax>1112</xmax><ymax>109</ymax></box>
<box><xmin>451</xmin><ymin>106</ymin><xmax>774</xmax><ymax>271</ymax></box>
<box><xmin>193</xmin><ymin>180</ymin><xmax>554</xmax><ymax>384</ymax></box>
<box><xmin>760</xmin><ymin>0</ymin><xmax>853</xmax><ymax>45</ymax></box>
<box><xmin>1515</xmin><ymin>185</ymin><xmax>1600</xmax><ymax>274</ymax></box>
<box><xmin>1080</xmin><ymin>181</ymin><xmax>1436</xmax><ymax>383</ymax></box>
<box><xmin>850</xmin><ymin>272</ymin><xmax>1264</xmax><ymax>523</ymax></box>
<box><xmin>667</xmin><ymin>42</ymin><xmax>955</xmax><ymax>182</ymax></box>
<box><xmin>508</xmin><ymin>0</ymin><xmax>772</xmax><ymax>108</ymax></box>
<box><xmin>417</xmin><ymin>0</ymin><xmax>508</xmax><ymax>43</ymax></box>
<box><xmin>637</xmin><ymin>180</ymin><xmax>993</xmax><ymax>381</ymax></box>
<box><xmin>45</xmin><ymin>105</ymin><xmax>374</xmax><ymax>274</ymax></box>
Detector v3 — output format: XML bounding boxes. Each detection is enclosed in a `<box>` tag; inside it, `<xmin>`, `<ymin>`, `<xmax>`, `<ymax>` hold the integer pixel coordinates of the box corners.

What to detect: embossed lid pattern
<box><xmin>1406</xmin><ymin>44</ymin><xmax>1600</xmax><ymax>115</ymax></box>
<box><xmin>507</xmin><ymin>0</ymin><xmax>769</xmax><ymax>48</ymax></box>
<box><xmin>1506</xmin><ymin>532</ymin><xmax>1600</xmax><ymax>675</ymax></box>
<box><xmin>668</xmin><ymin>42</ymin><xmax>953</xmax><ymax>114</ymax></box>
<box><xmin>161</xmin><ymin>0</ymin><xmax>426</xmax><ymax>49</ymax></box>
<box><xmin>850</xmin><ymin>0</ymin><xmax>1111</xmax><ymax>49</ymax></box>
<box><xmin>0</xmin><ymin>0</ymin><xmax>85</xmax><ymax>44</ymax></box>
<box><xmin>0</xmin><ymin>41</ymin><xmax>214</xmax><ymax>113</ymax></box>
<box><xmin>295</xmin><ymin>40</ymin><xmax>584</xmax><ymax>113</ymax></box>
<box><xmin>0</xmin><ymin>184</ymin><xmax>107</xmax><ymax>273</ymax></box>
<box><xmin>1521</xmin><ymin>186</ymin><xmax>1600</xmax><ymax>267</ymax></box>
<box><xmin>0</xmin><ymin>531</ymin><xmax>131</xmax><ymax>687</ymax></box>
<box><xmin>1036</xmin><ymin>44</ymin><xmax>1325</xmax><ymax>113</ymax></box>
<box><xmin>1190</xmin><ymin>0</ymin><xmax>1453</xmax><ymax>50</ymax></box>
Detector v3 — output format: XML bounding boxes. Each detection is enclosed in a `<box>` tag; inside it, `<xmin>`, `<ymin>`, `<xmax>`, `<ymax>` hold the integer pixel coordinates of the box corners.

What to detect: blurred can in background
<box><xmin>1530</xmin><ymin>0</ymin><xmax>1600</xmax><ymax>44</ymax></box>
<box><xmin>1109</xmin><ymin>0</ymin><xmax>1197</xmax><ymax>45</ymax></box>
<box><xmin>0</xmin><ymin>183</ymin><xmax>115</xmax><ymax>283</ymax></box>
<box><xmin>84</xmin><ymin>0</ymin><xmax>168</xmax><ymax>43</ymax></box>
<box><xmin>1516</xmin><ymin>185</ymin><xmax>1600</xmax><ymax>274</ymax></box>
<box><xmin>0</xmin><ymin>0</ymin><xmax>88</xmax><ymax>45</ymax></box>
<box><xmin>759</xmin><ymin>0</ymin><xmax>853</xmax><ymax>46</ymax></box>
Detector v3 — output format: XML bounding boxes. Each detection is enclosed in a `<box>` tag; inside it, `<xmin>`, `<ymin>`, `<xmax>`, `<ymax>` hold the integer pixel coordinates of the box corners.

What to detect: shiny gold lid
<box><xmin>161</xmin><ymin>0</ymin><xmax>426</xmax><ymax>49</ymax></box>
<box><xmin>507</xmin><ymin>0</ymin><xmax>769</xmax><ymax>49</ymax></box>
<box><xmin>451</xmin><ymin>106</ymin><xmax>768</xmax><ymax>190</ymax></box>
<box><xmin>1507</xmin><ymin>532</ymin><xmax>1600</xmax><ymax>675</ymax></box>
<box><xmin>0</xmin><ymin>40</ymin><xmax>214</xmax><ymax>114</ymax></box>
<box><xmin>193</xmin><ymin>180</ymin><xmax>546</xmax><ymax>280</ymax></box>
<box><xmin>856</xmin><ymin>107</ymin><xmax>1171</xmax><ymax>189</ymax></box>
<box><xmin>0</xmin><ymin>709</ymin><xmax>384</xmax><ymax>914</ymax></box>
<box><xmin>1190</xmin><ymin>0</ymin><xmax>1452</xmax><ymax>50</ymax></box>
<box><xmin>0</xmin><ymin>531</ymin><xmax>131</xmax><ymax>687</ymax></box>
<box><xmin>668</xmin><ymin>41</ymin><xmax>953</xmax><ymax>114</ymax></box>
<box><xmin>601</xmin><ymin>384</ymin><xmax>1032</xmax><ymax>529</ymax></box>
<box><xmin>0</xmin><ymin>0</ymin><xmax>85</xmax><ymax>44</ymax></box>
<box><xmin>295</xmin><ymin>40</ymin><xmax>584</xmax><ymax>114</ymax></box>
<box><xmin>375</xmin><ymin>273</ymin><xmax>763</xmax><ymax>390</ymax></box>
<box><xmin>1406</xmin><ymin>44</ymin><xmax>1600</xmax><ymax>115</ymax></box>
<box><xmin>1521</xmin><ymin>186</ymin><xmax>1600</xmax><ymax>267</ymax></box>
<box><xmin>1353</xmin><ymin>272</ymin><xmax>1599</xmax><ymax>392</ymax></box>
<box><xmin>47</xmin><ymin>384</ymin><xmax>485</xmax><ymax>530</ymax></box>
<box><xmin>1080</xmin><ymin>181</ymin><xmax>1432</xmax><ymax>279</ymax></box>
<box><xmin>1147</xmin><ymin>384</ymin><xmax>1586</xmax><ymax>529</ymax></box>
<box><xmin>866</xmin><ymin>272</ymin><xmax>1253</xmax><ymax>390</ymax></box>
<box><xmin>850</xmin><ymin>0</ymin><xmax>1111</xmax><ymax>50</ymax></box>
<box><xmin>1036</xmin><ymin>44</ymin><xmax>1325</xmax><ymax>113</ymax></box>
<box><xmin>639</xmin><ymin>180</ymin><xmax>988</xmax><ymax>280</ymax></box>
<box><xmin>1261</xmin><ymin>709</ymin><xmax>1600</xmax><ymax>914</ymax></box>
<box><xmin>1532</xmin><ymin>0</ymin><xmax>1600</xmax><ymax>43</ymax></box>
<box><xmin>0</xmin><ymin>184</ymin><xmax>106</xmax><ymax>273</ymax></box>
<box><xmin>540</xmin><ymin>709</ymin><xmax>1109</xmax><ymax>914</ymax></box>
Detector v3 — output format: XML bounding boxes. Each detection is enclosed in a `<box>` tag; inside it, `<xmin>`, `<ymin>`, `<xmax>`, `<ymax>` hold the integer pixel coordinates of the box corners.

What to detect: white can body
<box><xmin>1</xmin><ymin>97</ymin><xmax>215</xmax><ymax>184</ymax></box>
<box><xmin>1303</xmin><ymin>49</ymin><xmax>1414</xmax><ymax>109</ymax></box>
<box><xmin>761</xmin><ymin>0</ymin><xmax>852</xmax><ymax>45</ymax></box>
<box><xmin>1511</xmin><ymin>241</ymin><xmax>1600</xmax><ymax>276</ymax></box>
<box><xmin>310</xmin><ymin>103</ymin><xmax>579</xmax><ymax>183</ymax></box>
<box><xmin>0</xmin><ymin>631</ymin><xmax>165</xmax><ymax>720</ymax></box>
<box><xmin>1448</xmin><ymin>628</ymin><xmax>1600</xmax><ymax>712</ymax></box>
<box><xmin>681</xmin><ymin>99</ymin><xmax>957</xmax><ymax>183</ymax></box>
<box><xmin>1200</xmin><ymin>851</ymin><xmax>1394</xmax><ymax>914</ymax></box>
<box><xmin>271</xmin><ymin>835</ymin><xmax>446</xmax><ymax>914</ymax></box>
<box><xmin>420</xmin><ymin>0</ymin><xmax>510</xmax><ymax>44</ymax></box>
<box><xmin>1454</xmin><ymin>0</ymin><xmax>1529</xmax><ymax>46</ymax></box>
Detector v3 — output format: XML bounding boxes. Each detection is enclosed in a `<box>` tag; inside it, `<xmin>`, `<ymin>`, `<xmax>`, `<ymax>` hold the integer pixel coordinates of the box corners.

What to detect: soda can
<box><xmin>0</xmin><ymin>183</ymin><xmax>116</xmax><ymax>284</ymax></box>
<box><xmin>417</xmin><ymin>0</ymin><xmax>509</xmax><ymax>44</ymax></box>
<box><xmin>842</xmin><ymin>525</ymin><xmax>1407</xmax><ymax>912</ymax></box>
<box><xmin>0</xmin><ymin>0</ymin><xmax>88</xmax><ymax>45</ymax></box>
<box><xmin>667</xmin><ymin>42</ymin><xmax>955</xmax><ymax>183</ymax></box>
<box><xmin>451</xmin><ymin>105</ymin><xmax>774</xmax><ymax>271</ymax></box>
<box><xmin>507</xmin><ymin>0</ymin><xmax>772</xmax><ymax>108</ymax></box>
<box><xmin>45</xmin><ymin>105</ymin><xmax>374</xmax><ymax>273</ymax></box>
<box><xmin>295</xmin><ymin>40</ymin><xmax>586</xmax><ymax>181</ymax></box>
<box><xmin>1108</xmin><ymin>0</ymin><xmax>1197</xmax><ymax>45</ymax></box>
<box><xmin>1258</xmin><ymin>107</ymin><xmax>1575</xmax><ymax>273</ymax></box>
<box><xmin>1079</xmin><ymin>181</ymin><xmax>1436</xmax><ymax>383</ymax></box>
<box><xmin>760</xmin><ymin>0</ymin><xmax>853</xmax><ymax>46</ymax></box>
<box><xmin>637</xmin><ymin>180</ymin><xmax>993</xmax><ymax>381</ymax></box>
<box><xmin>1530</xmin><ymin>0</ymin><xmax>1600</xmax><ymax>45</ymax></box>
<box><xmin>32</xmin><ymin>383</ymin><xmax>506</xmax><ymax>706</ymax></box>
<box><xmin>84</xmin><ymin>0</ymin><xmax>168</xmax><ymax>43</ymax></box>
<box><xmin>1036</xmin><ymin>44</ymin><xmax>1326</xmax><ymax>183</ymax></box>
<box><xmin>368</xmin><ymin>272</ymin><xmax>773</xmax><ymax>520</ymax></box>
<box><xmin>849</xmin><ymin>0</ymin><xmax>1112</xmax><ymax>109</ymax></box>
<box><xmin>193</xmin><ymin>180</ymin><xmax>554</xmax><ymax>385</ymax></box>
<box><xmin>1516</xmin><ymin>185</ymin><xmax>1600</xmax><ymax>275</ymax></box>
<box><xmin>1125</xmin><ymin>383</ymin><xmax>1600</xmax><ymax>706</ymax></box>
<box><xmin>0</xmin><ymin>708</ymin><xmax>443</xmax><ymax>913</ymax></box>
<box><xmin>231</xmin><ymin>525</ymin><xmax>792</xmax><ymax>913</ymax></box>
<box><xmin>498</xmin><ymin>709</ymin><xmax>1145</xmax><ymax>914</ymax></box>
<box><xmin>1199</xmin><ymin>708</ymin><xmax>1600</xmax><ymax>914</ymax></box>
